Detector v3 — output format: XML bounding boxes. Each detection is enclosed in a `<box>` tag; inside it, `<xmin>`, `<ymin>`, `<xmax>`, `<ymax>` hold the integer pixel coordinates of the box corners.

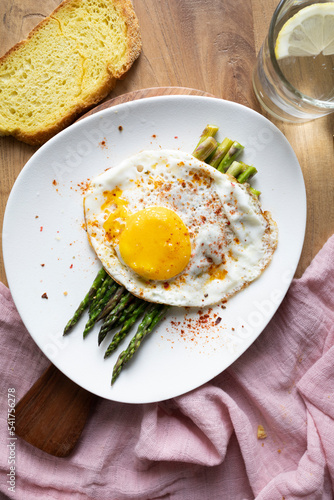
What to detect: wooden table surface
<box><xmin>0</xmin><ymin>0</ymin><xmax>333</xmax><ymax>286</ymax></box>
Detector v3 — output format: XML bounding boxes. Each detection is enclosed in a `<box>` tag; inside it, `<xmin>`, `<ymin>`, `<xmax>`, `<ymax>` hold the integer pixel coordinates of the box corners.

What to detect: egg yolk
<box><xmin>119</xmin><ymin>207</ymin><xmax>191</xmax><ymax>281</ymax></box>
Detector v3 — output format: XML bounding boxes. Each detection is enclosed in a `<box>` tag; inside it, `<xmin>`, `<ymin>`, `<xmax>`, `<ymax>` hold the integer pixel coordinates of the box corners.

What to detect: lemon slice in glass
<box><xmin>275</xmin><ymin>2</ymin><xmax>334</xmax><ymax>59</ymax></box>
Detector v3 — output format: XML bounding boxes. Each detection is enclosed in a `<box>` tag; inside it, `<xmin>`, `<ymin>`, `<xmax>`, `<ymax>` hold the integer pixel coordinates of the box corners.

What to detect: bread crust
<box><xmin>0</xmin><ymin>0</ymin><xmax>142</xmax><ymax>146</ymax></box>
<box><xmin>107</xmin><ymin>0</ymin><xmax>142</xmax><ymax>78</ymax></box>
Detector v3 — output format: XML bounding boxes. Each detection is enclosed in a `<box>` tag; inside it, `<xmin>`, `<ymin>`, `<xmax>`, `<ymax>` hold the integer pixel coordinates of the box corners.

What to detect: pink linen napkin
<box><xmin>1</xmin><ymin>235</ymin><xmax>334</xmax><ymax>500</ymax></box>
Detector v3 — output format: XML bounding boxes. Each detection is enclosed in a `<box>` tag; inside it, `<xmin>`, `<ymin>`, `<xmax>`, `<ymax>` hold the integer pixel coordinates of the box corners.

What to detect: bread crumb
<box><xmin>257</xmin><ymin>425</ymin><xmax>267</xmax><ymax>439</ymax></box>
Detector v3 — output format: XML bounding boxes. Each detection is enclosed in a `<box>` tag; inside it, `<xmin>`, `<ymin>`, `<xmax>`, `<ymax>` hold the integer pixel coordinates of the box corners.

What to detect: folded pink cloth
<box><xmin>1</xmin><ymin>235</ymin><xmax>334</xmax><ymax>500</ymax></box>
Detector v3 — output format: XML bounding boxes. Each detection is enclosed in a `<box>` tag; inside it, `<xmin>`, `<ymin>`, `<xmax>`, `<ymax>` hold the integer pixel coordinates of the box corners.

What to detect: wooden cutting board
<box><xmin>14</xmin><ymin>87</ymin><xmax>213</xmax><ymax>458</ymax></box>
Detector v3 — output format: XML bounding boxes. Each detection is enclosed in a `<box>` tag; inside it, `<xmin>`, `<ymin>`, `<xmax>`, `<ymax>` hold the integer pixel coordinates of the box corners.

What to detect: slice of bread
<box><xmin>0</xmin><ymin>0</ymin><xmax>141</xmax><ymax>145</ymax></box>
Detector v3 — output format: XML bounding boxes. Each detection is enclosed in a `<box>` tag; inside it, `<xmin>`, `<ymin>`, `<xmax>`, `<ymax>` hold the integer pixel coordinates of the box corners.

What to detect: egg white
<box><xmin>84</xmin><ymin>150</ymin><xmax>278</xmax><ymax>307</ymax></box>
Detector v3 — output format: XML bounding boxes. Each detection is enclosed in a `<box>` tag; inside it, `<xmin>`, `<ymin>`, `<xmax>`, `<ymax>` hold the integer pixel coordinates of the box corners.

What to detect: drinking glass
<box><xmin>253</xmin><ymin>0</ymin><xmax>334</xmax><ymax>122</ymax></box>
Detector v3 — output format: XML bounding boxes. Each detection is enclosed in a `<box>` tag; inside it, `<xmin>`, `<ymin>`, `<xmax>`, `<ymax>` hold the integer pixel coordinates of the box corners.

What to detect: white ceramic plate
<box><xmin>3</xmin><ymin>96</ymin><xmax>306</xmax><ymax>403</ymax></box>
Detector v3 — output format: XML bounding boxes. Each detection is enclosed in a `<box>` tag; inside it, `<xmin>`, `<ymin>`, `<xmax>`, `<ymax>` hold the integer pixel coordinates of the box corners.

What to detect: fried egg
<box><xmin>84</xmin><ymin>150</ymin><xmax>278</xmax><ymax>307</ymax></box>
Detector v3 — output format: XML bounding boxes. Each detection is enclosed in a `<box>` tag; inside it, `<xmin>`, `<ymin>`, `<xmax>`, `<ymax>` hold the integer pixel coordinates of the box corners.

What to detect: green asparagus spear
<box><xmin>249</xmin><ymin>187</ymin><xmax>261</xmax><ymax>197</ymax></box>
<box><xmin>104</xmin><ymin>301</ymin><xmax>149</xmax><ymax>358</ymax></box>
<box><xmin>110</xmin><ymin>299</ymin><xmax>142</xmax><ymax>330</ymax></box>
<box><xmin>96</xmin><ymin>285</ymin><xmax>124</xmax><ymax>321</ymax></box>
<box><xmin>124</xmin><ymin>305</ymin><xmax>169</xmax><ymax>363</ymax></box>
<box><xmin>209</xmin><ymin>138</ymin><xmax>234</xmax><ymax>169</ymax></box>
<box><xmin>83</xmin><ymin>284</ymin><xmax>123</xmax><ymax>338</ymax></box>
<box><xmin>226</xmin><ymin>161</ymin><xmax>245</xmax><ymax>178</ymax></box>
<box><xmin>110</xmin><ymin>305</ymin><xmax>157</xmax><ymax>384</ymax></box>
<box><xmin>98</xmin><ymin>291</ymin><xmax>133</xmax><ymax>345</ymax></box>
<box><xmin>192</xmin><ymin>136</ymin><xmax>218</xmax><ymax>162</ymax></box>
<box><xmin>89</xmin><ymin>274</ymin><xmax>114</xmax><ymax>315</ymax></box>
<box><xmin>111</xmin><ymin>304</ymin><xmax>169</xmax><ymax>385</ymax></box>
<box><xmin>193</xmin><ymin>124</ymin><xmax>219</xmax><ymax>150</ymax></box>
<box><xmin>63</xmin><ymin>267</ymin><xmax>107</xmax><ymax>335</ymax></box>
<box><xmin>237</xmin><ymin>165</ymin><xmax>257</xmax><ymax>184</ymax></box>
<box><xmin>90</xmin><ymin>281</ymin><xmax>118</xmax><ymax>318</ymax></box>
<box><xmin>217</xmin><ymin>141</ymin><xmax>244</xmax><ymax>172</ymax></box>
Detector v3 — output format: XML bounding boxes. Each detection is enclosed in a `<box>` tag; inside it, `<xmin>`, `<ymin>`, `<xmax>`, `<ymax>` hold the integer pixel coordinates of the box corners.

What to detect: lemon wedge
<box><xmin>275</xmin><ymin>3</ymin><xmax>334</xmax><ymax>59</ymax></box>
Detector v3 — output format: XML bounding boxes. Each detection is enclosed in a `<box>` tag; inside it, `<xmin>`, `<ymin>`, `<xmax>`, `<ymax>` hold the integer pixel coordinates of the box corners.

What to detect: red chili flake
<box><xmin>35</xmin><ymin>215</ymin><xmax>39</xmax><ymax>219</ymax></box>
<box><xmin>40</xmin><ymin>226</ymin><xmax>43</xmax><ymax>232</ymax></box>
<box><xmin>41</xmin><ymin>292</ymin><xmax>48</xmax><ymax>299</ymax></box>
<box><xmin>163</xmin><ymin>282</ymin><xmax>170</xmax><ymax>289</ymax></box>
<box><xmin>77</xmin><ymin>179</ymin><xmax>91</xmax><ymax>195</ymax></box>
<box><xmin>52</xmin><ymin>179</ymin><xmax>58</xmax><ymax>186</ymax></box>
<box><xmin>152</xmin><ymin>134</ymin><xmax>157</xmax><ymax>138</ymax></box>
<box><xmin>70</xmin><ymin>264</ymin><xmax>73</xmax><ymax>269</ymax></box>
<box><xmin>41</xmin><ymin>263</ymin><xmax>45</xmax><ymax>267</ymax></box>
<box><xmin>215</xmin><ymin>317</ymin><xmax>222</xmax><ymax>325</ymax></box>
<box><xmin>118</xmin><ymin>125</ymin><xmax>123</xmax><ymax>131</ymax></box>
<box><xmin>174</xmin><ymin>136</ymin><xmax>178</xmax><ymax>139</ymax></box>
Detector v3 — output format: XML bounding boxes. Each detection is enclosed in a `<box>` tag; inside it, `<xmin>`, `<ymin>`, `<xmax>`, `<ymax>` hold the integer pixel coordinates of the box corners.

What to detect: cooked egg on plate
<box><xmin>84</xmin><ymin>149</ymin><xmax>278</xmax><ymax>307</ymax></box>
